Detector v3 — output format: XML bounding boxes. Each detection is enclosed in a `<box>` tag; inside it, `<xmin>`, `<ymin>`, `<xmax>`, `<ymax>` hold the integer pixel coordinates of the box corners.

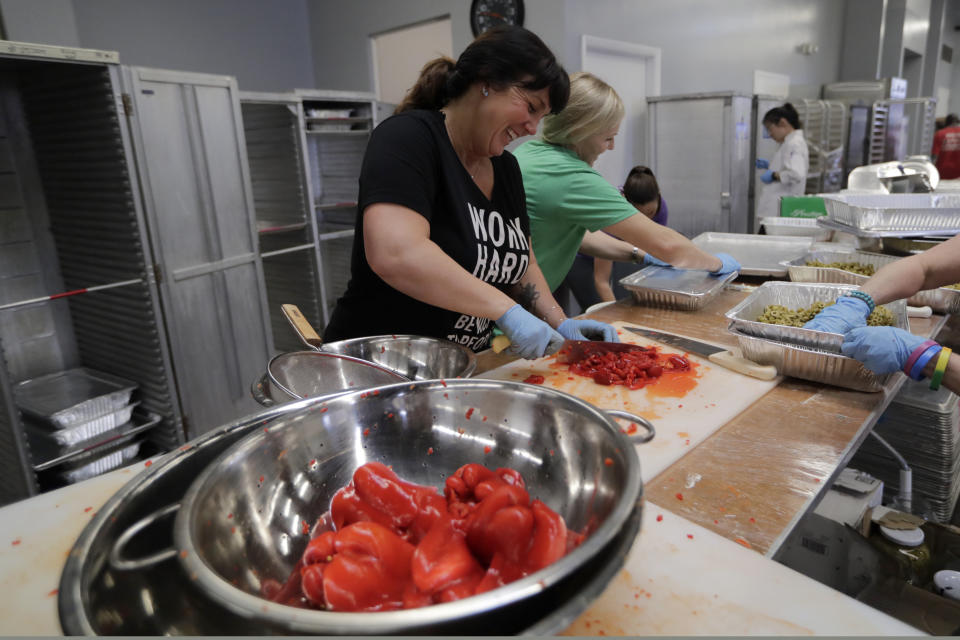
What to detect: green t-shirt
<box><xmin>513</xmin><ymin>139</ymin><xmax>637</xmax><ymax>291</ymax></box>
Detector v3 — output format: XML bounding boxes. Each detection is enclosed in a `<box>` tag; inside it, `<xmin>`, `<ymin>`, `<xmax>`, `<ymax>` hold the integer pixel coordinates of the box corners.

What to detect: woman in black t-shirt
<box><xmin>323</xmin><ymin>26</ymin><xmax>619</xmax><ymax>359</ymax></box>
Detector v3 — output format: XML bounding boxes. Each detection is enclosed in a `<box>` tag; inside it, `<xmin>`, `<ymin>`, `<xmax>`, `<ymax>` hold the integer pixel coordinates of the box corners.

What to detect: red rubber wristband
<box><xmin>903</xmin><ymin>340</ymin><xmax>937</xmax><ymax>376</ymax></box>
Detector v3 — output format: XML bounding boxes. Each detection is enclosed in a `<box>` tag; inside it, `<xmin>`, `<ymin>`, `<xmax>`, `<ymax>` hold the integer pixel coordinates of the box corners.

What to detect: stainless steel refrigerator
<box><xmin>646</xmin><ymin>92</ymin><xmax>755</xmax><ymax>237</ymax></box>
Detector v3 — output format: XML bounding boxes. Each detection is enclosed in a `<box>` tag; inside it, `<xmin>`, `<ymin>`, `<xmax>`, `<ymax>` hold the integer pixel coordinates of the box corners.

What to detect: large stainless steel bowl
<box><xmin>174</xmin><ymin>379</ymin><xmax>647</xmax><ymax>635</ymax></box>
<box><xmin>320</xmin><ymin>335</ymin><xmax>477</xmax><ymax>380</ymax></box>
<box><xmin>252</xmin><ymin>350</ymin><xmax>408</xmax><ymax>406</ymax></box>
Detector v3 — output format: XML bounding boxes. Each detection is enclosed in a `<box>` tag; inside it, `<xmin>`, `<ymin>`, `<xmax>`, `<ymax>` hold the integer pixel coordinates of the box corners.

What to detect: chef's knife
<box><xmin>623</xmin><ymin>326</ymin><xmax>777</xmax><ymax>381</ymax></box>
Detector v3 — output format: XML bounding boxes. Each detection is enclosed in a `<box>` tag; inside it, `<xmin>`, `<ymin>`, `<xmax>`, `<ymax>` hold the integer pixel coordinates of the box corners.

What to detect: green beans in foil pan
<box><xmin>804</xmin><ymin>260</ymin><xmax>876</xmax><ymax>276</ymax></box>
<box><xmin>756</xmin><ymin>301</ymin><xmax>895</xmax><ymax>328</ymax></box>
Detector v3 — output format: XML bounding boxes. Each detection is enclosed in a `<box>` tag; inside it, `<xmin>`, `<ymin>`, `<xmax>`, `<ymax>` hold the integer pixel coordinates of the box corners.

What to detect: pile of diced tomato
<box><xmin>569</xmin><ymin>346</ymin><xmax>690</xmax><ymax>389</ymax></box>
<box><xmin>263</xmin><ymin>462</ymin><xmax>581</xmax><ymax>612</ymax></box>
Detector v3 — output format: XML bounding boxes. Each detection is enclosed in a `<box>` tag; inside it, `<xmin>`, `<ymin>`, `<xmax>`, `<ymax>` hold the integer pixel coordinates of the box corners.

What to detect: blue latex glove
<box><xmin>841</xmin><ymin>326</ymin><xmax>929</xmax><ymax>375</ymax></box>
<box><xmin>756</xmin><ymin>158</ymin><xmax>770</xmax><ymax>169</ymax></box>
<box><xmin>557</xmin><ymin>318</ymin><xmax>620</xmax><ymax>343</ymax></box>
<box><xmin>760</xmin><ymin>170</ymin><xmax>775</xmax><ymax>184</ymax></box>
<box><xmin>642</xmin><ymin>253</ymin><xmax>671</xmax><ymax>267</ymax></box>
<box><xmin>496</xmin><ymin>304</ymin><xmax>565</xmax><ymax>359</ymax></box>
<box><xmin>710</xmin><ymin>252</ymin><xmax>740</xmax><ymax>276</ymax></box>
<box><xmin>802</xmin><ymin>296</ymin><xmax>870</xmax><ymax>334</ymax></box>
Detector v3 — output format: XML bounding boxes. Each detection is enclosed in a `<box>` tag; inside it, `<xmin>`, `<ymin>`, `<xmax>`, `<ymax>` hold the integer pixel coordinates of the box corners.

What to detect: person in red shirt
<box><xmin>932</xmin><ymin>113</ymin><xmax>960</xmax><ymax>179</ymax></box>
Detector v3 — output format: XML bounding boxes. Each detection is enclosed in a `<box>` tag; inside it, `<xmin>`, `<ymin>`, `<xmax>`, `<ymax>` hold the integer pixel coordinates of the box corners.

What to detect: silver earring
<box><xmin>482</xmin><ymin>86</ymin><xmax>489</xmax><ymax>97</ymax></box>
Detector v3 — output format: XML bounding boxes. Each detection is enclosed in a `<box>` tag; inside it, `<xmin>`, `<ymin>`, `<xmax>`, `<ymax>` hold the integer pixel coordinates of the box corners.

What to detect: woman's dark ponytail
<box><xmin>763</xmin><ymin>102</ymin><xmax>802</xmax><ymax>130</ymax></box>
<box><xmin>396</xmin><ymin>58</ymin><xmax>455</xmax><ymax>113</ymax></box>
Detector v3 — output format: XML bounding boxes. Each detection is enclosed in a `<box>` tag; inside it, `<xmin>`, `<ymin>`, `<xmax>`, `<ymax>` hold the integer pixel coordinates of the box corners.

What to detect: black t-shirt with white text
<box><xmin>323</xmin><ymin>110</ymin><xmax>530</xmax><ymax>352</ymax></box>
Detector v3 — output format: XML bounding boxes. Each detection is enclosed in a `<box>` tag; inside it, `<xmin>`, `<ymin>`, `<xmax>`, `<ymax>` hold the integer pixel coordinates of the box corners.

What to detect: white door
<box><xmin>581</xmin><ymin>36</ymin><xmax>661</xmax><ymax>188</ymax></box>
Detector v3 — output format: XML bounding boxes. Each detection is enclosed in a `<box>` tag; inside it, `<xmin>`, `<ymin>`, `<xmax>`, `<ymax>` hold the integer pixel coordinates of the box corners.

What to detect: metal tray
<box><xmin>12</xmin><ymin>367</ymin><xmax>138</xmax><ymax>429</ymax></box>
<box><xmin>58</xmin><ymin>440</ymin><xmax>141</xmax><ymax>483</ymax></box>
<box><xmin>724</xmin><ymin>281</ymin><xmax>909</xmax><ymax>352</ymax></box>
<box><xmin>882</xmin><ymin>236</ymin><xmax>949</xmax><ymax>255</ymax></box>
<box><xmin>32</xmin><ymin>411</ymin><xmax>162</xmax><ymax>471</ymax></box>
<box><xmin>816</xmin><ymin>217</ymin><xmax>960</xmax><ymax>238</ymax></box>
<box><xmin>729</xmin><ymin>327</ymin><xmax>890</xmax><ymax>392</ymax></box>
<box><xmin>759</xmin><ymin>216</ymin><xmax>832</xmax><ymax>241</ymax></box>
<box><xmin>619</xmin><ymin>265</ymin><xmax>736</xmax><ymax>311</ymax></box>
<box><xmin>822</xmin><ymin>193</ymin><xmax>960</xmax><ymax>232</ymax></box>
<box><xmin>690</xmin><ymin>232</ymin><xmax>814</xmax><ymax>276</ymax></box>
<box><xmin>784</xmin><ymin>250</ymin><xmax>960</xmax><ymax>314</ymax></box>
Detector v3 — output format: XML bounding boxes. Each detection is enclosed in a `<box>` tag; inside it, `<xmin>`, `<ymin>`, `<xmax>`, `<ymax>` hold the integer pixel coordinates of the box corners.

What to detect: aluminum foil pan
<box><xmin>759</xmin><ymin>216</ymin><xmax>832</xmax><ymax>241</ymax></box>
<box><xmin>724</xmin><ymin>281</ymin><xmax>909</xmax><ymax>352</ymax></box>
<box><xmin>784</xmin><ymin>250</ymin><xmax>960</xmax><ymax>314</ymax></box>
<box><xmin>59</xmin><ymin>441</ymin><xmax>141</xmax><ymax>483</ymax></box>
<box><xmin>619</xmin><ymin>266</ymin><xmax>736</xmax><ymax>311</ymax></box>
<box><xmin>822</xmin><ymin>193</ymin><xmax>960</xmax><ymax>232</ymax></box>
<box><xmin>25</xmin><ymin>402</ymin><xmax>138</xmax><ymax>448</ymax></box>
<box><xmin>729</xmin><ymin>327</ymin><xmax>890</xmax><ymax>392</ymax></box>
<box><xmin>13</xmin><ymin>368</ymin><xmax>137</xmax><ymax>429</ymax></box>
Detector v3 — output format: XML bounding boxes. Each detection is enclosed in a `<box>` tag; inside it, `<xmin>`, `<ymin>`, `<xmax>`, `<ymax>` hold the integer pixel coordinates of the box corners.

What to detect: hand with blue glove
<box><xmin>557</xmin><ymin>318</ymin><xmax>619</xmax><ymax>343</ymax></box>
<box><xmin>756</xmin><ymin>158</ymin><xmax>770</xmax><ymax>169</ymax></box>
<box><xmin>710</xmin><ymin>252</ymin><xmax>740</xmax><ymax>276</ymax></box>
<box><xmin>496</xmin><ymin>304</ymin><xmax>565</xmax><ymax>359</ymax></box>
<box><xmin>802</xmin><ymin>296</ymin><xmax>870</xmax><ymax>334</ymax></box>
<box><xmin>642</xmin><ymin>252</ymin><xmax>671</xmax><ymax>267</ymax></box>
<box><xmin>841</xmin><ymin>326</ymin><xmax>931</xmax><ymax>375</ymax></box>
<box><xmin>760</xmin><ymin>170</ymin><xmax>775</xmax><ymax>184</ymax></box>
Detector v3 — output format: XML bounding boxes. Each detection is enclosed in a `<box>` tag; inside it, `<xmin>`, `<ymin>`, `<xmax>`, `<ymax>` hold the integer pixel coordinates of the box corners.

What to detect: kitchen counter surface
<box><xmin>0</xmin><ymin>286</ymin><xmax>948</xmax><ymax>635</ymax></box>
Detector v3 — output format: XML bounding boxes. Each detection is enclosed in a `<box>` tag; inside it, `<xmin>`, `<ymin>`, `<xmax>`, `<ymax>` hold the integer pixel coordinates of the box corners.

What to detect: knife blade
<box><xmin>623</xmin><ymin>326</ymin><xmax>777</xmax><ymax>381</ymax></box>
<box><xmin>555</xmin><ymin>339</ymin><xmax>648</xmax><ymax>364</ymax></box>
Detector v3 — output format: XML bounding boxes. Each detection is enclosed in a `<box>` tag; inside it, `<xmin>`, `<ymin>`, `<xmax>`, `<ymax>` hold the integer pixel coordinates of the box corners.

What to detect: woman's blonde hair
<box><xmin>541</xmin><ymin>71</ymin><xmax>624</xmax><ymax>152</ymax></box>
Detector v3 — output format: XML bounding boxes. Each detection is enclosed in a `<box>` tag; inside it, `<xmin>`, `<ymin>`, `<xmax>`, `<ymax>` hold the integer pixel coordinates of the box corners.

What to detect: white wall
<box><xmin>561</xmin><ymin>0</ymin><xmax>846</xmax><ymax>98</ymax></box>
<box><xmin>306</xmin><ymin>0</ymin><xmax>565</xmax><ymax>93</ymax></box>
<box><xmin>0</xmin><ymin>0</ymin><xmax>80</xmax><ymax>47</ymax></box>
<box><xmin>0</xmin><ymin>0</ymin><xmax>316</xmax><ymax>92</ymax></box>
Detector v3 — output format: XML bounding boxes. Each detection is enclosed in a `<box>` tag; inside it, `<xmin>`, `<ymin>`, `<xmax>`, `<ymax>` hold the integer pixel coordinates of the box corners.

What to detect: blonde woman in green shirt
<box><xmin>513</xmin><ymin>72</ymin><xmax>739</xmax><ymax>294</ymax></box>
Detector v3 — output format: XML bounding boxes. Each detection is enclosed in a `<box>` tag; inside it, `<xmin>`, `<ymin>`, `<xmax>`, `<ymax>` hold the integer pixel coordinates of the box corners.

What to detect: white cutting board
<box><xmin>562</xmin><ymin>502</ymin><xmax>921</xmax><ymax>635</ymax></box>
<box><xmin>478</xmin><ymin>321</ymin><xmax>781</xmax><ymax>482</ymax></box>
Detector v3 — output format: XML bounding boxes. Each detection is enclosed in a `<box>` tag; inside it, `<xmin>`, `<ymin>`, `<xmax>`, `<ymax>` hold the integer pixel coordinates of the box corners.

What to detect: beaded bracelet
<box><xmin>843</xmin><ymin>290</ymin><xmax>876</xmax><ymax>314</ymax></box>
<box><xmin>909</xmin><ymin>344</ymin><xmax>942</xmax><ymax>381</ymax></box>
<box><xmin>903</xmin><ymin>340</ymin><xmax>938</xmax><ymax>378</ymax></box>
<box><xmin>930</xmin><ymin>347</ymin><xmax>953</xmax><ymax>390</ymax></box>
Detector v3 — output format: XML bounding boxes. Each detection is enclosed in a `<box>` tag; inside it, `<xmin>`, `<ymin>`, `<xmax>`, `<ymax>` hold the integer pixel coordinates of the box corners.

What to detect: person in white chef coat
<box><xmin>755</xmin><ymin>103</ymin><xmax>809</xmax><ymax>221</ymax></box>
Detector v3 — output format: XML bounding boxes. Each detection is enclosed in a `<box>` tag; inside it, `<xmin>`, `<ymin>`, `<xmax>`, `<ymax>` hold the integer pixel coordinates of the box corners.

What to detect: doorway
<box><xmin>581</xmin><ymin>35</ymin><xmax>661</xmax><ymax>188</ymax></box>
<box><xmin>371</xmin><ymin>16</ymin><xmax>453</xmax><ymax>106</ymax></box>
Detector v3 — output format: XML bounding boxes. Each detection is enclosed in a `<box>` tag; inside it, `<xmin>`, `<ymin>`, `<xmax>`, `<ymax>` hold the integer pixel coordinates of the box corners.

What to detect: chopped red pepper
<box><xmin>522</xmin><ymin>374</ymin><xmax>545</xmax><ymax>385</ymax></box>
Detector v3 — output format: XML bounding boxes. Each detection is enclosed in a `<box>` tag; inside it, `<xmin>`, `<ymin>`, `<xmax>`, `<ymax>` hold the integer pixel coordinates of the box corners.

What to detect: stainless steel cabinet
<box><xmin>239</xmin><ymin>90</ymin><xmax>393</xmax><ymax>350</ymax></box>
<box><xmin>647</xmin><ymin>92</ymin><xmax>752</xmax><ymax>238</ymax></box>
<box><xmin>0</xmin><ymin>45</ymin><xmax>273</xmax><ymax>503</ymax></box>
<box><xmin>124</xmin><ymin>67</ymin><xmax>273</xmax><ymax>434</ymax></box>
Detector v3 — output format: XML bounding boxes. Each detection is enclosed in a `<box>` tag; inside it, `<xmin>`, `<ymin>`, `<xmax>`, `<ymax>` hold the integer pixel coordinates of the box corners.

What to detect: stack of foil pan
<box><xmin>783</xmin><ymin>249</ymin><xmax>960</xmax><ymax>314</ymax></box>
<box><xmin>822</xmin><ymin>193</ymin><xmax>960</xmax><ymax>233</ymax></box>
<box><xmin>725</xmin><ymin>282</ymin><xmax>909</xmax><ymax>392</ymax></box>
<box><xmin>850</xmin><ymin>378</ymin><xmax>960</xmax><ymax>523</ymax></box>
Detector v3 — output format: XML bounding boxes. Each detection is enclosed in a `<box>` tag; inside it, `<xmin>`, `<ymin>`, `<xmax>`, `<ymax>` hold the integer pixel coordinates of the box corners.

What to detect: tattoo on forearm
<box><xmin>515</xmin><ymin>283</ymin><xmax>540</xmax><ymax>312</ymax></box>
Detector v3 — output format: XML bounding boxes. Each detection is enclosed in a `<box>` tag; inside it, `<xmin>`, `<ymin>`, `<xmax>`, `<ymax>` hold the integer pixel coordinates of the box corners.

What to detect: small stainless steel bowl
<box><xmin>320</xmin><ymin>335</ymin><xmax>477</xmax><ymax>380</ymax></box>
<box><xmin>255</xmin><ymin>350</ymin><xmax>408</xmax><ymax>406</ymax></box>
<box><xmin>175</xmin><ymin>379</ymin><xmax>645</xmax><ymax>635</ymax></box>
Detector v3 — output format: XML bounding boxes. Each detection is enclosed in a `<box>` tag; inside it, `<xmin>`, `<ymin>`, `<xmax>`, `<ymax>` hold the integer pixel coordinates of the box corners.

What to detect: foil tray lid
<box><xmin>620</xmin><ymin>265</ymin><xmax>733</xmax><ymax>297</ymax></box>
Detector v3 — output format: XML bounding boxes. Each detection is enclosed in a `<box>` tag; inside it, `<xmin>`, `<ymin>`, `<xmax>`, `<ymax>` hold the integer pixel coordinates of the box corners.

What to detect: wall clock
<box><xmin>470</xmin><ymin>0</ymin><xmax>525</xmax><ymax>36</ymax></box>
